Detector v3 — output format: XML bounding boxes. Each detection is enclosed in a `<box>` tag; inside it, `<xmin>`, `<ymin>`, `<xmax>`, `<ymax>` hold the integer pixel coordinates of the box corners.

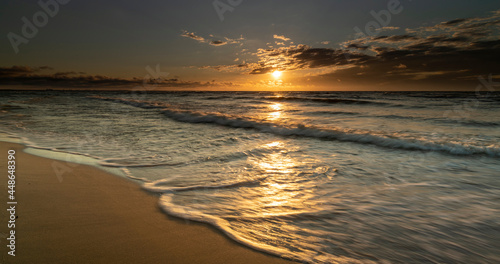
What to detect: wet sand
<box><xmin>0</xmin><ymin>142</ymin><xmax>296</xmax><ymax>264</ymax></box>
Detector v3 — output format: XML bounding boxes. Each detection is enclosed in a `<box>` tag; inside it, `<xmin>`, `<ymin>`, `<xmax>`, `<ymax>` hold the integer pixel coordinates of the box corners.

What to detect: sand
<box><xmin>0</xmin><ymin>142</ymin><xmax>297</xmax><ymax>264</ymax></box>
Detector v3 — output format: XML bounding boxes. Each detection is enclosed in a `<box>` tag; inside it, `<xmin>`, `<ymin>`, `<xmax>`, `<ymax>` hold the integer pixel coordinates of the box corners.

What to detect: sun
<box><xmin>272</xmin><ymin>70</ymin><xmax>282</xmax><ymax>79</ymax></box>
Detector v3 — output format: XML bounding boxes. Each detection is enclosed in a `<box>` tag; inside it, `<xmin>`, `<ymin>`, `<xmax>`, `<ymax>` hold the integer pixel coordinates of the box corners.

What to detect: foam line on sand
<box><xmin>0</xmin><ymin>141</ymin><xmax>296</xmax><ymax>264</ymax></box>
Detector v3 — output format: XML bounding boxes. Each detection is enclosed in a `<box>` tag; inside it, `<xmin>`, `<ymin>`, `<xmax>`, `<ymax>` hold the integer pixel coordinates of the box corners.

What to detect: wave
<box><xmin>0</xmin><ymin>104</ymin><xmax>25</xmax><ymax>111</ymax></box>
<box><xmin>262</xmin><ymin>96</ymin><xmax>390</xmax><ymax>106</ymax></box>
<box><xmin>143</xmin><ymin>177</ymin><xmax>266</xmax><ymax>193</ymax></box>
<box><xmin>307</xmin><ymin>110</ymin><xmax>361</xmax><ymax>116</ymax></box>
<box><xmin>95</xmin><ymin>96</ymin><xmax>500</xmax><ymax>157</ymax></box>
<box><xmin>152</xmin><ymin>186</ymin><xmax>364</xmax><ymax>263</ymax></box>
<box><xmin>159</xmin><ymin>109</ymin><xmax>500</xmax><ymax>157</ymax></box>
<box><xmin>98</xmin><ymin>159</ymin><xmax>185</xmax><ymax>168</ymax></box>
<box><xmin>304</xmin><ymin>110</ymin><xmax>499</xmax><ymax>127</ymax></box>
<box><xmin>204</xmin><ymin>95</ymin><xmax>232</xmax><ymax>100</ymax></box>
<box><xmin>223</xmin><ymin>209</ymin><xmax>346</xmax><ymax>222</ymax></box>
<box><xmin>370</xmin><ymin>114</ymin><xmax>500</xmax><ymax>127</ymax></box>
<box><xmin>89</xmin><ymin>96</ymin><xmax>168</xmax><ymax>109</ymax></box>
<box><xmin>434</xmin><ymin>118</ymin><xmax>500</xmax><ymax>127</ymax></box>
<box><xmin>156</xmin><ymin>194</ymin><xmax>306</xmax><ymax>262</ymax></box>
<box><xmin>258</xmin><ymin>95</ymin><xmax>428</xmax><ymax>109</ymax></box>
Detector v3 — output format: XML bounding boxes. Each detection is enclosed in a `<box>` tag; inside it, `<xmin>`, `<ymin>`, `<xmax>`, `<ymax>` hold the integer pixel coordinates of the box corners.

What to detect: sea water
<box><xmin>1</xmin><ymin>90</ymin><xmax>499</xmax><ymax>263</ymax></box>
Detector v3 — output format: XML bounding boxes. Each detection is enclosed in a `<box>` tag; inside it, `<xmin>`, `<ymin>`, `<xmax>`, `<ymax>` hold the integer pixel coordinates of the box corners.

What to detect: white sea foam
<box><xmin>94</xmin><ymin>96</ymin><xmax>500</xmax><ymax>157</ymax></box>
<box><xmin>142</xmin><ymin>176</ymin><xmax>266</xmax><ymax>193</ymax></box>
<box><xmin>156</xmin><ymin>194</ymin><xmax>366</xmax><ymax>263</ymax></box>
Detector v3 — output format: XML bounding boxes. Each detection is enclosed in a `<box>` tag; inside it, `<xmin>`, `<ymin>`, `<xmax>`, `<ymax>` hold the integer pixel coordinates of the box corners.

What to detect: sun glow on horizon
<box><xmin>272</xmin><ymin>70</ymin><xmax>282</xmax><ymax>79</ymax></box>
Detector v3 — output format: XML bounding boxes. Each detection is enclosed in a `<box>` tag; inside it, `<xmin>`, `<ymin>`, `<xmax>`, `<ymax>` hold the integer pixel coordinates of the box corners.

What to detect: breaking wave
<box><xmin>93</xmin><ymin>96</ymin><xmax>500</xmax><ymax>157</ymax></box>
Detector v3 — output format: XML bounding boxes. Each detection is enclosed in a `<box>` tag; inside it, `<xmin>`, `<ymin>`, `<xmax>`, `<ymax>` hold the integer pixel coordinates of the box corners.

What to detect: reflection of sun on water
<box><xmin>268</xmin><ymin>112</ymin><xmax>281</xmax><ymax>120</ymax></box>
<box><xmin>257</xmin><ymin>153</ymin><xmax>295</xmax><ymax>174</ymax></box>
<box><xmin>270</xmin><ymin>103</ymin><xmax>282</xmax><ymax>111</ymax></box>
<box><xmin>253</xmin><ymin>141</ymin><xmax>297</xmax><ymax>174</ymax></box>
<box><xmin>266</xmin><ymin>141</ymin><xmax>281</xmax><ymax>147</ymax></box>
<box><xmin>267</xmin><ymin>103</ymin><xmax>283</xmax><ymax>121</ymax></box>
<box><xmin>249</xmin><ymin>141</ymin><xmax>309</xmax><ymax>216</ymax></box>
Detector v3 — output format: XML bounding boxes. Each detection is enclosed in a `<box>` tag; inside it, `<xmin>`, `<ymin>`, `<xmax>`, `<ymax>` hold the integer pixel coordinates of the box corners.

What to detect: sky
<box><xmin>1</xmin><ymin>0</ymin><xmax>499</xmax><ymax>91</ymax></box>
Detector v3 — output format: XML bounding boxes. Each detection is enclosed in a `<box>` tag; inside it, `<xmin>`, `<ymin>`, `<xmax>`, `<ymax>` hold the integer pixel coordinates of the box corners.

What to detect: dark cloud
<box><xmin>236</xmin><ymin>10</ymin><xmax>499</xmax><ymax>89</ymax></box>
<box><xmin>442</xmin><ymin>18</ymin><xmax>469</xmax><ymax>26</ymax></box>
<box><xmin>346</xmin><ymin>43</ymin><xmax>369</xmax><ymax>50</ymax></box>
<box><xmin>210</xmin><ymin>40</ymin><xmax>227</xmax><ymax>46</ymax></box>
<box><xmin>0</xmin><ymin>66</ymin><xmax>229</xmax><ymax>89</ymax></box>
<box><xmin>457</xmin><ymin>19</ymin><xmax>500</xmax><ymax>30</ymax></box>
<box><xmin>201</xmin><ymin>63</ymin><xmax>249</xmax><ymax>72</ymax></box>
<box><xmin>469</xmin><ymin>39</ymin><xmax>500</xmax><ymax>49</ymax></box>
<box><xmin>249</xmin><ymin>66</ymin><xmax>275</xmax><ymax>75</ymax></box>
<box><xmin>247</xmin><ymin>45</ymin><xmax>370</xmax><ymax>74</ymax></box>
<box><xmin>319</xmin><ymin>35</ymin><xmax>500</xmax><ymax>89</ymax></box>
<box><xmin>0</xmin><ymin>65</ymin><xmax>52</xmax><ymax>76</ymax></box>
<box><xmin>373</xmin><ymin>34</ymin><xmax>419</xmax><ymax>42</ymax></box>
<box><xmin>420</xmin><ymin>34</ymin><xmax>469</xmax><ymax>43</ymax></box>
<box><xmin>53</xmin><ymin>71</ymin><xmax>86</xmax><ymax>77</ymax></box>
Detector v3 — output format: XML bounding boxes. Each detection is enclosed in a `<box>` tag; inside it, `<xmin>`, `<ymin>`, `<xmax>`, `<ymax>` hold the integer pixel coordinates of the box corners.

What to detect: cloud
<box><xmin>210</xmin><ymin>40</ymin><xmax>227</xmax><ymax>46</ymax></box>
<box><xmin>373</xmin><ymin>34</ymin><xmax>419</xmax><ymax>42</ymax></box>
<box><xmin>405</xmin><ymin>10</ymin><xmax>500</xmax><ymax>39</ymax></box>
<box><xmin>181</xmin><ymin>31</ymin><xmax>205</xmax><ymax>43</ymax></box>
<box><xmin>346</xmin><ymin>43</ymin><xmax>369</xmax><ymax>50</ymax></box>
<box><xmin>394</xmin><ymin>64</ymin><xmax>407</xmax><ymax>69</ymax></box>
<box><xmin>273</xmin><ymin>34</ymin><xmax>291</xmax><ymax>41</ymax></box>
<box><xmin>376</xmin><ymin>26</ymin><xmax>400</xmax><ymax>32</ymax></box>
<box><xmin>228</xmin><ymin>45</ymin><xmax>372</xmax><ymax>76</ymax></box>
<box><xmin>320</xmin><ymin>41</ymin><xmax>330</xmax><ymax>45</ymax></box>
<box><xmin>0</xmin><ymin>66</ymin><xmax>231</xmax><ymax>89</ymax></box>
<box><xmin>199</xmin><ymin>10</ymin><xmax>500</xmax><ymax>89</ymax></box>
<box><xmin>0</xmin><ymin>65</ymin><xmax>53</xmax><ymax>76</ymax></box>
<box><xmin>181</xmin><ymin>30</ymin><xmax>244</xmax><ymax>47</ymax></box>
<box><xmin>443</xmin><ymin>18</ymin><xmax>469</xmax><ymax>26</ymax></box>
<box><xmin>53</xmin><ymin>71</ymin><xmax>86</xmax><ymax>76</ymax></box>
<box><xmin>200</xmin><ymin>63</ymin><xmax>250</xmax><ymax>72</ymax></box>
<box><xmin>224</xmin><ymin>36</ymin><xmax>245</xmax><ymax>44</ymax></box>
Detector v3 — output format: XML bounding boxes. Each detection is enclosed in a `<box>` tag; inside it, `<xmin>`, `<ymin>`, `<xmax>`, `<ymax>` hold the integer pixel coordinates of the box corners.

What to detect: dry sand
<box><xmin>0</xmin><ymin>142</ymin><xmax>297</xmax><ymax>264</ymax></box>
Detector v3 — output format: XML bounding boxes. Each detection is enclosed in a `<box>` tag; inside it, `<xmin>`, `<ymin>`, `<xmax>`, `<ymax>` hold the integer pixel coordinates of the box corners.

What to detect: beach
<box><xmin>0</xmin><ymin>141</ymin><xmax>295</xmax><ymax>263</ymax></box>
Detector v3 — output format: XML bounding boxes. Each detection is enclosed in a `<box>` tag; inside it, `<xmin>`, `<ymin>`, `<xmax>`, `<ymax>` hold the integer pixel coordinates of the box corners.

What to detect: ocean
<box><xmin>1</xmin><ymin>90</ymin><xmax>499</xmax><ymax>263</ymax></box>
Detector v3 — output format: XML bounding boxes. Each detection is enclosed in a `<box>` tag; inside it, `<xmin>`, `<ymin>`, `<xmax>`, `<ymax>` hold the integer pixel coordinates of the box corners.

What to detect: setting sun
<box><xmin>272</xmin><ymin>70</ymin><xmax>282</xmax><ymax>79</ymax></box>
